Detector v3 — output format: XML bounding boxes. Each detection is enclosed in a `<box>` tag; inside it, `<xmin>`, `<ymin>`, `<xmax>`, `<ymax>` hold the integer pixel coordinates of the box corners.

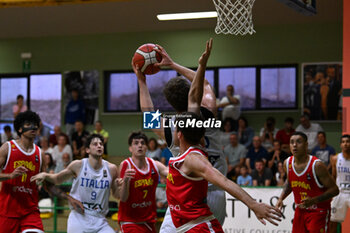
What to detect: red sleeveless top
<box><xmin>166</xmin><ymin>147</ymin><xmax>213</xmax><ymax>228</ymax></box>
<box><xmin>118</xmin><ymin>157</ymin><xmax>159</xmax><ymax>223</ymax></box>
<box><xmin>0</xmin><ymin>140</ymin><xmax>42</xmax><ymax>217</ymax></box>
<box><xmin>287</xmin><ymin>155</ymin><xmax>330</xmax><ymax>211</ymax></box>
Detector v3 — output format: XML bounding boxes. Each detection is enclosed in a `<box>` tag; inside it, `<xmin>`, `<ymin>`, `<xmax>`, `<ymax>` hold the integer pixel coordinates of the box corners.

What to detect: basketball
<box><xmin>132</xmin><ymin>43</ymin><xmax>162</xmax><ymax>75</ymax></box>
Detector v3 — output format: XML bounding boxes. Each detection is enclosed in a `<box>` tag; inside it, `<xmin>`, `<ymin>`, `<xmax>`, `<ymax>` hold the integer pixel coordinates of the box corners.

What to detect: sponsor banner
<box><xmin>223</xmin><ymin>187</ymin><xmax>295</xmax><ymax>233</ymax></box>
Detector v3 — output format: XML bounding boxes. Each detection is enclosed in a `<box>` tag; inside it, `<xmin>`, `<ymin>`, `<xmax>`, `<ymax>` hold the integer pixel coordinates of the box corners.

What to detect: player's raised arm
<box><xmin>154</xmin><ymin>160</ymin><xmax>169</xmax><ymax>177</ymax></box>
<box><xmin>118</xmin><ymin>160</ymin><xmax>136</xmax><ymax>202</ymax></box>
<box><xmin>0</xmin><ymin>142</ymin><xmax>28</xmax><ymax>181</ymax></box>
<box><xmin>299</xmin><ymin>161</ymin><xmax>339</xmax><ymax>209</ymax></box>
<box><xmin>132</xmin><ymin>60</ymin><xmax>165</xmax><ymax>139</ymax></box>
<box><xmin>154</xmin><ymin>44</ymin><xmax>217</xmax><ymax>115</ymax></box>
<box><xmin>184</xmin><ymin>152</ymin><xmax>282</xmax><ymax>226</ymax></box>
<box><xmin>188</xmin><ymin>38</ymin><xmax>212</xmax><ymax>115</ymax></box>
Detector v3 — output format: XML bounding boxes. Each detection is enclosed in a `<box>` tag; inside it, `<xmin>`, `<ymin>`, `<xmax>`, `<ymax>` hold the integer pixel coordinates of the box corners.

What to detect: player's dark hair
<box><xmin>85</xmin><ymin>133</ymin><xmax>104</xmax><ymax>148</ymax></box>
<box><xmin>14</xmin><ymin>110</ymin><xmax>41</xmax><ymax>136</ymax></box>
<box><xmin>163</xmin><ymin>77</ymin><xmax>190</xmax><ymax>112</ymax></box>
<box><xmin>291</xmin><ymin>131</ymin><xmax>308</xmax><ymax>143</ymax></box>
<box><xmin>175</xmin><ymin>112</ymin><xmax>206</xmax><ymax>145</ymax></box>
<box><xmin>128</xmin><ymin>131</ymin><xmax>148</xmax><ymax>146</ymax></box>
<box><xmin>341</xmin><ymin>134</ymin><xmax>350</xmax><ymax>142</ymax></box>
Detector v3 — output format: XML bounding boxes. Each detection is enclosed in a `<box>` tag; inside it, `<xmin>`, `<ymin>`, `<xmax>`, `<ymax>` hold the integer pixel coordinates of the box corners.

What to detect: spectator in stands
<box><xmin>217</xmin><ymin>85</ymin><xmax>241</xmax><ymax>124</ymax></box>
<box><xmin>224</xmin><ymin>133</ymin><xmax>246</xmax><ymax>179</ymax></box>
<box><xmin>275</xmin><ymin>161</ymin><xmax>286</xmax><ymax>187</ymax></box>
<box><xmin>219</xmin><ymin>118</ymin><xmax>236</xmax><ymax>149</ymax></box>
<box><xmin>156</xmin><ymin>176</ymin><xmax>168</xmax><ymax>218</ymax></box>
<box><xmin>34</xmin><ymin>121</ymin><xmax>51</xmax><ymax>146</ymax></box>
<box><xmin>52</xmin><ymin>134</ymin><xmax>73</xmax><ymax>170</ymax></box>
<box><xmin>13</xmin><ymin>94</ymin><xmax>27</xmax><ymax>118</ymax></box>
<box><xmin>146</xmin><ymin>138</ymin><xmax>162</xmax><ymax>161</ymax></box>
<box><xmin>251</xmin><ymin>159</ymin><xmax>273</xmax><ymax>187</ymax></box>
<box><xmin>158</xmin><ymin>139</ymin><xmax>172</xmax><ymax>166</ymax></box>
<box><xmin>65</xmin><ymin>89</ymin><xmax>85</xmax><ymax>140</ymax></box>
<box><xmin>49</xmin><ymin>126</ymin><xmax>69</xmax><ymax>148</ymax></box>
<box><xmin>43</xmin><ymin>152</ymin><xmax>56</xmax><ymax>174</ymax></box>
<box><xmin>1</xmin><ymin>125</ymin><xmax>17</xmax><ymax>144</ymax></box>
<box><xmin>237</xmin><ymin>165</ymin><xmax>252</xmax><ymax>186</ymax></box>
<box><xmin>40</xmin><ymin>136</ymin><xmax>53</xmax><ymax>155</ymax></box>
<box><xmin>267</xmin><ymin>140</ymin><xmax>289</xmax><ymax>176</ymax></box>
<box><xmin>246</xmin><ymin>136</ymin><xmax>268</xmax><ymax>173</ymax></box>
<box><xmin>259</xmin><ymin>117</ymin><xmax>279</xmax><ymax>153</ymax></box>
<box><xmin>276</xmin><ymin>117</ymin><xmax>295</xmax><ymax>153</ymax></box>
<box><xmin>311</xmin><ymin>131</ymin><xmax>336</xmax><ymax>171</ymax></box>
<box><xmin>54</xmin><ymin>152</ymin><xmax>71</xmax><ymax>174</ymax></box>
<box><xmin>295</xmin><ymin>114</ymin><xmax>323</xmax><ymax>152</ymax></box>
<box><xmin>93</xmin><ymin>121</ymin><xmax>109</xmax><ymax>156</ymax></box>
<box><xmin>326</xmin><ymin>66</ymin><xmax>341</xmax><ymax>120</ymax></box>
<box><xmin>72</xmin><ymin>120</ymin><xmax>89</xmax><ymax>160</ymax></box>
<box><xmin>237</xmin><ymin>116</ymin><xmax>254</xmax><ymax>149</ymax></box>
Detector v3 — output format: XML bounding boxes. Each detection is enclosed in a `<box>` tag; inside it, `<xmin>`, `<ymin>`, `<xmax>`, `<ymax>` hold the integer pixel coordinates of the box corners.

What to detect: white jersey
<box><xmin>70</xmin><ymin>158</ymin><xmax>112</xmax><ymax>217</ymax></box>
<box><xmin>335</xmin><ymin>153</ymin><xmax>350</xmax><ymax>193</ymax></box>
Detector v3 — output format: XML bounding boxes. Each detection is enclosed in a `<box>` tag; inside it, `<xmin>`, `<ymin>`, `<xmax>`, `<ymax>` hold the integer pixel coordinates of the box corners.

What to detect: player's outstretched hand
<box><xmin>30</xmin><ymin>172</ymin><xmax>47</xmax><ymax>185</ymax></box>
<box><xmin>251</xmin><ymin>202</ymin><xmax>282</xmax><ymax>226</ymax></box>
<box><xmin>153</xmin><ymin>44</ymin><xmax>174</xmax><ymax>68</ymax></box>
<box><xmin>276</xmin><ymin>198</ymin><xmax>284</xmax><ymax>210</ymax></box>
<box><xmin>198</xmin><ymin>38</ymin><xmax>213</xmax><ymax>67</ymax></box>
<box><xmin>11</xmin><ymin>166</ymin><xmax>28</xmax><ymax>179</ymax></box>
<box><xmin>131</xmin><ymin>59</ymin><xmax>146</xmax><ymax>82</ymax></box>
<box><xmin>68</xmin><ymin>195</ymin><xmax>85</xmax><ymax>215</ymax></box>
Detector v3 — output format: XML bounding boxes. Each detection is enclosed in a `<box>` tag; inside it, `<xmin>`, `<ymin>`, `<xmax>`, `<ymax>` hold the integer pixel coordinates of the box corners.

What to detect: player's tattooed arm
<box><xmin>276</xmin><ymin>160</ymin><xmax>291</xmax><ymax>209</ymax></box>
<box><xmin>188</xmin><ymin>38</ymin><xmax>212</xmax><ymax>115</ymax></box>
<box><xmin>0</xmin><ymin>142</ymin><xmax>28</xmax><ymax>181</ymax></box>
<box><xmin>299</xmin><ymin>161</ymin><xmax>339</xmax><ymax>209</ymax></box>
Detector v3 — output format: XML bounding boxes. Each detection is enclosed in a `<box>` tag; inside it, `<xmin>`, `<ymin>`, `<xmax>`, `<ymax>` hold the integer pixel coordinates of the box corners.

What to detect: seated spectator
<box><xmin>219</xmin><ymin>118</ymin><xmax>236</xmax><ymax>148</ymax></box>
<box><xmin>259</xmin><ymin>117</ymin><xmax>278</xmax><ymax>152</ymax></box>
<box><xmin>93</xmin><ymin>121</ymin><xmax>109</xmax><ymax>156</ymax></box>
<box><xmin>72</xmin><ymin>120</ymin><xmax>89</xmax><ymax>160</ymax></box>
<box><xmin>65</xmin><ymin>89</ymin><xmax>85</xmax><ymax>141</ymax></box>
<box><xmin>52</xmin><ymin>134</ymin><xmax>73</xmax><ymax>169</ymax></box>
<box><xmin>275</xmin><ymin>161</ymin><xmax>286</xmax><ymax>187</ymax></box>
<box><xmin>217</xmin><ymin>84</ymin><xmax>241</xmax><ymax>124</ymax></box>
<box><xmin>40</xmin><ymin>136</ymin><xmax>53</xmax><ymax>155</ymax></box>
<box><xmin>224</xmin><ymin>133</ymin><xmax>246</xmax><ymax>179</ymax></box>
<box><xmin>1</xmin><ymin>125</ymin><xmax>17</xmax><ymax>144</ymax></box>
<box><xmin>296</xmin><ymin>114</ymin><xmax>323</xmax><ymax>152</ymax></box>
<box><xmin>237</xmin><ymin>116</ymin><xmax>254</xmax><ymax>149</ymax></box>
<box><xmin>245</xmin><ymin>136</ymin><xmax>268</xmax><ymax>173</ymax></box>
<box><xmin>54</xmin><ymin>153</ymin><xmax>71</xmax><ymax>174</ymax></box>
<box><xmin>311</xmin><ymin>131</ymin><xmax>335</xmax><ymax>171</ymax></box>
<box><xmin>237</xmin><ymin>165</ymin><xmax>252</xmax><ymax>186</ymax></box>
<box><xmin>158</xmin><ymin>139</ymin><xmax>172</xmax><ymax>166</ymax></box>
<box><xmin>49</xmin><ymin>126</ymin><xmax>69</xmax><ymax>148</ymax></box>
<box><xmin>276</xmin><ymin>117</ymin><xmax>295</xmax><ymax>153</ymax></box>
<box><xmin>146</xmin><ymin>138</ymin><xmax>162</xmax><ymax>161</ymax></box>
<box><xmin>13</xmin><ymin>94</ymin><xmax>27</xmax><ymax>118</ymax></box>
<box><xmin>251</xmin><ymin>159</ymin><xmax>273</xmax><ymax>187</ymax></box>
<box><xmin>156</xmin><ymin>177</ymin><xmax>168</xmax><ymax>218</ymax></box>
<box><xmin>267</xmin><ymin>140</ymin><xmax>289</xmax><ymax>175</ymax></box>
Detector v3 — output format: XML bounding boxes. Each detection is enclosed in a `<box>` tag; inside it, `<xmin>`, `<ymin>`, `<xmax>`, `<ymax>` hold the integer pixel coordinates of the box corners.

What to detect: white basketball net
<box><xmin>212</xmin><ymin>0</ymin><xmax>256</xmax><ymax>35</ymax></box>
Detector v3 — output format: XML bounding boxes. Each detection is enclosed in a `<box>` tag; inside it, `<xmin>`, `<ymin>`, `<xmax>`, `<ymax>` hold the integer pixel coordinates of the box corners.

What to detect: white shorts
<box><xmin>159</xmin><ymin>189</ymin><xmax>226</xmax><ymax>233</ymax></box>
<box><xmin>67</xmin><ymin>210</ymin><xmax>115</xmax><ymax>233</ymax></box>
<box><xmin>331</xmin><ymin>192</ymin><xmax>350</xmax><ymax>222</ymax></box>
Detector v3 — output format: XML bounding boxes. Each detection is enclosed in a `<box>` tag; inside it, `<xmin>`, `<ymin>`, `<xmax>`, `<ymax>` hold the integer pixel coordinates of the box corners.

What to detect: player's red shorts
<box><xmin>293</xmin><ymin>208</ymin><xmax>330</xmax><ymax>233</ymax></box>
<box><xmin>120</xmin><ymin>222</ymin><xmax>156</xmax><ymax>233</ymax></box>
<box><xmin>187</xmin><ymin>218</ymin><xmax>224</xmax><ymax>233</ymax></box>
<box><xmin>0</xmin><ymin>210</ymin><xmax>44</xmax><ymax>233</ymax></box>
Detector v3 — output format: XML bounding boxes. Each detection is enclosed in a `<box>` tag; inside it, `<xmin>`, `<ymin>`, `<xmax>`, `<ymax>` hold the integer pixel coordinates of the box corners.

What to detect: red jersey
<box><xmin>166</xmin><ymin>147</ymin><xmax>213</xmax><ymax>228</ymax></box>
<box><xmin>0</xmin><ymin>140</ymin><xmax>42</xmax><ymax>217</ymax></box>
<box><xmin>118</xmin><ymin>157</ymin><xmax>159</xmax><ymax>223</ymax></box>
<box><xmin>287</xmin><ymin>155</ymin><xmax>330</xmax><ymax>211</ymax></box>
